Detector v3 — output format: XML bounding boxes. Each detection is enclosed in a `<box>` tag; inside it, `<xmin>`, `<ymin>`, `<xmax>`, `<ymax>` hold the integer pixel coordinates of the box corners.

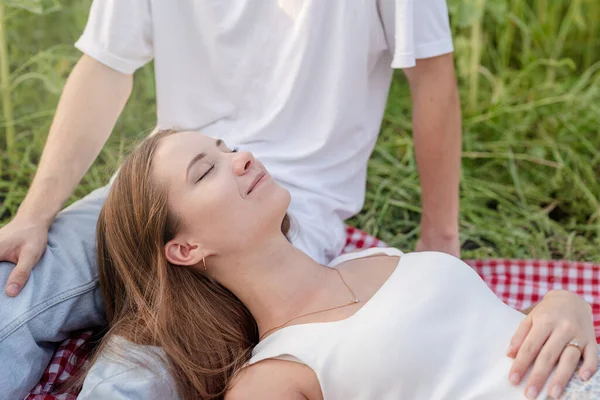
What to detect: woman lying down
<box><xmin>78</xmin><ymin>129</ymin><xmax>599</xmax><ymax>400</ymax></box>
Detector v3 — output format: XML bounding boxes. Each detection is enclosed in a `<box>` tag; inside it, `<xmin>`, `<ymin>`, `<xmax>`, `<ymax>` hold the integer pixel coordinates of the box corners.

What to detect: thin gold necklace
<box><xmin>259</xmin><ymin>268</ymin><xmax>360</xmax><ymax>341</ymax></box>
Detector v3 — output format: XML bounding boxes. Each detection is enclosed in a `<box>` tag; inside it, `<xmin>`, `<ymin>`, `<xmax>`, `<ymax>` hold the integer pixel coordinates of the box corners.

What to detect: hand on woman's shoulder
<box><xmin>226</xmin><ymin>359</ymin><xmax>322</xmax><ymax>400</ymax></box>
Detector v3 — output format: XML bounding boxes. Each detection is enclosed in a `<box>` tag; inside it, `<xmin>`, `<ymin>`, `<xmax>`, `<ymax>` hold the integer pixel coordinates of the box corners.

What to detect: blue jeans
<box><xmin>0</xmin><ymin>186</ymin><xmax>109</xmax><ymax>399</ymax></box>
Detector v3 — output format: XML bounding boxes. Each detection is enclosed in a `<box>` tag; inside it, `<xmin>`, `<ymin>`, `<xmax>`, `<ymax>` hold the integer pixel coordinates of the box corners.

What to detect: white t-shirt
<box><xmin>75</xmin><ymin>0</ymin><xmax>453</xmax><ymax>265</ymax></box>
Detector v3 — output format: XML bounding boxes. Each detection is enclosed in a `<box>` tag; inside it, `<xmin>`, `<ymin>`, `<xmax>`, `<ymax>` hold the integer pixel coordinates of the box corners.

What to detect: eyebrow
<box><xmin>185</xmin><ymin>139</ymin><xmax>223</xmax><ymax>180</ymax></box>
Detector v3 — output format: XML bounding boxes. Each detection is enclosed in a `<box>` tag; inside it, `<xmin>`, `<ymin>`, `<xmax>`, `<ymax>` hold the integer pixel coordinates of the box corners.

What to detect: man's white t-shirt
<box><xmin>76</xmin><ymin>0</ymin><xmax>453</xmax><ymax>265</ymax></box>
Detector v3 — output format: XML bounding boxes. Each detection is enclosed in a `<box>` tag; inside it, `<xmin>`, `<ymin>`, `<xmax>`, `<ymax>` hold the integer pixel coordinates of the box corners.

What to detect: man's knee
<box><xmin>0</xmin><ymin>185</ymin><xmax>110</xmax><ymax>339</ymax></box>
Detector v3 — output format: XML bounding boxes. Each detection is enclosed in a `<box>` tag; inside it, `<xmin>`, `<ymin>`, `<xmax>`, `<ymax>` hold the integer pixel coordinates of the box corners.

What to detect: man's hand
<box><xmin>0</xmin><ymin>216</ymin><xmax>49</xmax><ymax>296</ymax></box>
<box><xmin>507</xmin><ymin>290</ymin><xmax>597</xmax><ymax>399</ymax></box>
<box><xmin>415</xmin><ymin>233</ymin><xmax>460</xmax><ymax>258</ymax></box>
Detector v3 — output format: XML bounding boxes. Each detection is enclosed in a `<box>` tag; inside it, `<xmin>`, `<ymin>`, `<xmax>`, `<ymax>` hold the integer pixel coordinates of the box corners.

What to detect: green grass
<box><xmin>0</xmin><ymin>0</ymin><xmax>599</xmax><ymax>261</ymax></box>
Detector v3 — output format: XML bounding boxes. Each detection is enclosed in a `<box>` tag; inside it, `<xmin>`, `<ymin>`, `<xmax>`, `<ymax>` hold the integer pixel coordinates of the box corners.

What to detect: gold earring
<box><xmin>202</xmin><ymin>254</ymin><xmax>207</xmax><ymax>271</ymax></box>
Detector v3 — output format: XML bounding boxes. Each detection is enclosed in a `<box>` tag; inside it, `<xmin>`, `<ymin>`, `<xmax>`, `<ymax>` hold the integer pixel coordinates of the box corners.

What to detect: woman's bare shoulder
<box><xmin>226</xmin><ymin>359</ymin><xmax>322</xmax><ymax>400</ymax></box>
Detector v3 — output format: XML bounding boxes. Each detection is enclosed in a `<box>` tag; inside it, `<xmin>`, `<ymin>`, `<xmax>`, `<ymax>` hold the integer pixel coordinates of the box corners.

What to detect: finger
<box><xmin>5</xmin><ymin>249</ymin><xmax>39</xmax><ymax>297</ymax></box>
<box><xmin>508</xmin><ymin>316</ymin><xmax>533</xmax><ymax>358</ymax></box>
<box><xmin>0</xmin><ymin>237</ymin><xmax>19</xmax><ymax>264</ymax></box>
<box><xmin>579</xmin><ymin>342</ymin><xmax>599</xmax><ymax>381</ymax></box>
<box><xmin>522</xmin><ymin>332</ymin><xmax>572</xmax><ymax>399</ymax></box>
<box><xmin>509</xmin><ymin>322</ymin><xmax>552</xmax><ymax>386</ymax></box>
<box><xmin>538</xmin><ymin>340</ymin><xmax>582</xmax><ymax>399</ymax></box>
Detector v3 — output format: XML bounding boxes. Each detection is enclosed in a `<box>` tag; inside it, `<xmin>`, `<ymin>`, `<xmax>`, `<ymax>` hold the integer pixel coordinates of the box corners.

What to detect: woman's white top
<box><xmin>250</xmin><ymin>248</ymin><xmax>548</xmax><ymax>399</ymax></box>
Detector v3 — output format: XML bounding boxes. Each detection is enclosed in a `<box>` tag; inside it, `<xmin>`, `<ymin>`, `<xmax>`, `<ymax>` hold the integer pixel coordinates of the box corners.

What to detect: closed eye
<box><xmin>194</xmin><ymin>147</ymin><xmax>238</xmax><ymax>183</ymax></box>
<box><xmin>195</xmin><ymin>165</ymin><xmax>214</xmax><ymax>183</ymax></box>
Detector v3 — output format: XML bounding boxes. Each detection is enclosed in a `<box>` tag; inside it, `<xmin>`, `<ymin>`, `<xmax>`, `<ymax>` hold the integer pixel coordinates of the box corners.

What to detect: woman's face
<box><xmin>152</xmin><ymin>131</ymin><xmax>291</xmax><ymax>264</ymax></box>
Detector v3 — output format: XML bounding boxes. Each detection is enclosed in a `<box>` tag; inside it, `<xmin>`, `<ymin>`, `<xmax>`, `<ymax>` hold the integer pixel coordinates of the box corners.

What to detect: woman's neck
<box><xmin>212</xmin><ymin>235</ymin><xmax>334</xmax><ymax>336</ymax></box>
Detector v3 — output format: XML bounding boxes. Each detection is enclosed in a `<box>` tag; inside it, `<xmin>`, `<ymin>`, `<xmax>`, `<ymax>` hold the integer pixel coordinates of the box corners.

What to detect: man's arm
<box><xmin>0</xmin><ymin>54</ymin><xmax>133</xmax><ymax>296</ymax></box>
<box><xmin>403</xmin><ymin>53</ymin><xmax>462</xmax><ymax>257</ymax></box>
<box><xmin>16</xmin><ymin>54</ymin><xmax>133</xmax><ymax>224</ymax></box>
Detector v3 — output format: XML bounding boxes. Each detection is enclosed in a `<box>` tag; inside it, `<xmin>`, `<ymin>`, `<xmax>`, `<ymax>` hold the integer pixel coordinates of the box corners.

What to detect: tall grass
<box><xmin>358</xmin><ymin>0</ymin><xmax>600</xmax><ymax>261</ymax></box>
<box><xmin>0</xmin><ymin>2</ymin><xmax>14</xmax><ymax>153</ymax></box>
<box><xmin>0</xmin><ymin>0</ymin><xmax>599</xmax><ymax>261</ymax></box>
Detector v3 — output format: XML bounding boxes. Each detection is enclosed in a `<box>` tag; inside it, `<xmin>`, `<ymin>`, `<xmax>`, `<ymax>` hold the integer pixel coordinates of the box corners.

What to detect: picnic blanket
<box><xmin>26</xmin><ymin>226</ymin><xmax>600</xmax><ymax>399</ymax></box>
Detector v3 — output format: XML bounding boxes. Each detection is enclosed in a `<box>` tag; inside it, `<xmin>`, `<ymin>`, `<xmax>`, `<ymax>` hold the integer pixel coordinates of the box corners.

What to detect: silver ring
<box><xmin>566</xmin><ymin>340</ymin><xmax>584</xmax><ymax>357</ymax></box>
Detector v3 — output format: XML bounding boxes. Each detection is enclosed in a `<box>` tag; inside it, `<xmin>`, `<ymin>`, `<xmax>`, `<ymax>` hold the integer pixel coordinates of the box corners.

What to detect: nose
<box><xmin>232</xmin><ymin>151</ymin><xmax>255</xmax><ymax>176</ymax></box>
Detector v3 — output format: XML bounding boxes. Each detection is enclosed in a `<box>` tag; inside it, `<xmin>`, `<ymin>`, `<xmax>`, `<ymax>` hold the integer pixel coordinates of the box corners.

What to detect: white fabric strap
<box><xmin>328</xmin><ymin>247</ymin><xmax>404</xmax><ymax>268</ymax></box>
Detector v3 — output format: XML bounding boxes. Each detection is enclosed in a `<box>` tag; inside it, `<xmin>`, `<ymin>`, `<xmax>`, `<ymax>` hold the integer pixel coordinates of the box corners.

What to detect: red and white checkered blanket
<box><xmin>26</xmin><ymin>227</ymin><xmax>600</xmax><ymax>399</ymax></box>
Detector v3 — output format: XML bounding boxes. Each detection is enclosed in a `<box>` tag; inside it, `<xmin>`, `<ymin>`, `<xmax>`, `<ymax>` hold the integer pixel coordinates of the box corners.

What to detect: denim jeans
<box><xmin>0</xmin><ymin>186</ymin><xmax>109</xmax><ymax>399</ymax></box>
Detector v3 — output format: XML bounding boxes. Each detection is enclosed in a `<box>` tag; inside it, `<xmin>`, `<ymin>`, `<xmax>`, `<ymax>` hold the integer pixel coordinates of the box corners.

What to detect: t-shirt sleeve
<box><xmin>379</xmin><ymin>0</ymin><xmax>454</xmax><ymax>69</ymax></box>
<box><xmin>75</xmin><ymin>0</ymin><xmax>154</xmax><ymax>74</ymax></box>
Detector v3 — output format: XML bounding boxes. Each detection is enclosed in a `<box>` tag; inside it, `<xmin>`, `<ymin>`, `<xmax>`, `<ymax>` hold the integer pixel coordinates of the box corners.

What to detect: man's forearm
<box><xmin>16</xmin><ymin>55</ymin><xmax>133</xmax><ymax>226</ymax></box>
<box><xmin>405</xmin><ymin>54</ymin><xmax>462</xmax><ymax>245</ymax></box>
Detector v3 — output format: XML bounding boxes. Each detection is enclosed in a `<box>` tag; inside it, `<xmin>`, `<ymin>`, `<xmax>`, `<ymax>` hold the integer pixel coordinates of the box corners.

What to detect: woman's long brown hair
<box><xmin>91</xmin><ymin>129</ymin><xmax>290</xmax><ymax>399</ymax></box>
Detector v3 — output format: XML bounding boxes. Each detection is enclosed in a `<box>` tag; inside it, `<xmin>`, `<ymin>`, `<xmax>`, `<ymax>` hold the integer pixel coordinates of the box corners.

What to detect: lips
<box><xmin>247</xmin><ymin>171</ymin><xmax>267</xmax><ymax>195</ymax></box>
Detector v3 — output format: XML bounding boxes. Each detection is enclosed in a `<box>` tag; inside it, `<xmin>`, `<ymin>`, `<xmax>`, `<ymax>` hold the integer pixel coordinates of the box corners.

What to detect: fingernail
<box><xmin>6</xmin><ymin>284</ymin><xmax>19</xmax><ymax>296</ymax></box>
<box><xmin>526</xmin><ymin>386</ymin><xmax>539</xmax><ymax>399</ymax></box>
<box><xmin>550</xmin><ymin>385</ymin><xmax>562</xmax><ymax>398</ymax></box>
<box><xmin>581</xmin><ymin>369</ymin><xmax>592</xmax><ymax>381</ymax></box>
<box><xmin>506</xmin><ymin>345</ymin><xmax>514</xmax><ymax>355</ymax></box>
<box><xmin>509</xmin><ymin>373</ymin><xmax>520</xmax><ymax>385</ymax></box>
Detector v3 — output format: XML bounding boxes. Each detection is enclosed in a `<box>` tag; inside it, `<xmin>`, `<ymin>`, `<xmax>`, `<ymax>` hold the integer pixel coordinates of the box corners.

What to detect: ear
<box><xmin>164</xmin><ymin>238</ymin><xmax>210</xmax><ymax>267</ymax></box>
